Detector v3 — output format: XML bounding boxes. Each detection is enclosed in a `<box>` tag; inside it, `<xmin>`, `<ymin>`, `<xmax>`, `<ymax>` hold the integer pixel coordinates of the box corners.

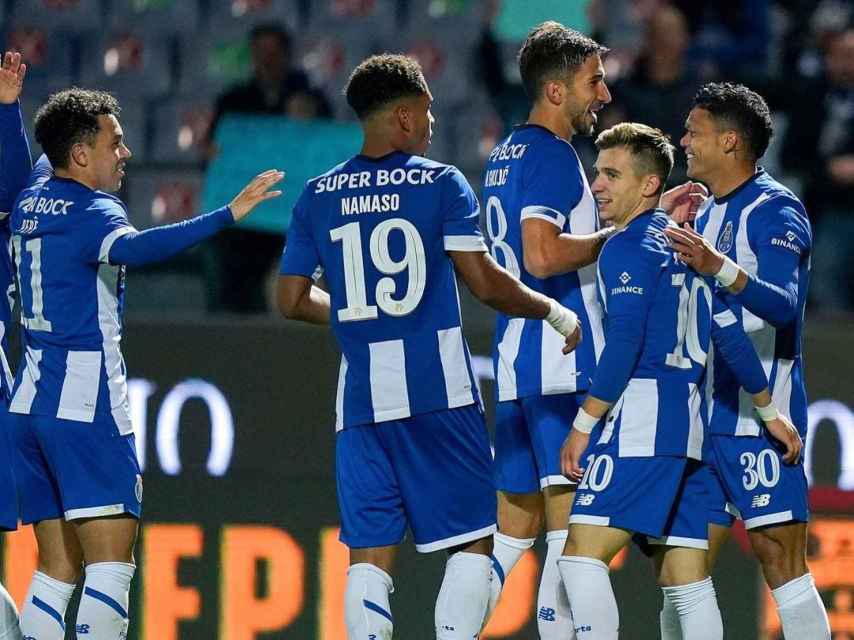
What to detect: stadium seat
<box><xmin>122</xmin><ymin>168</ymin><xmax>204</xmax><ymax>230</ymax></box>
<box><xmin>204</xmin><ymin>0</ymin><xmax>301</xmax><ymax>38</ymax></box>
<box><xmin>9</xmin><ymin>0</ymin><xmax>103</xmax><ymax>32</ymax></box>
<box><xmin>393</xmin><ymin>29</ymin><xmax>476</xmax><ymax>108</ymax></box>
<box><xmin>401</xmin><ymin>0</ymin><xmax>482</xmax><ymax>38</ymax></box>
<box><xmin>448</xmin><ymin>92</ymin><xmax>504</xmax><ymax>174</ymax></box>
<box><xmin>77</xmin><ymin>31</ymin><xmax>174</xmax><ymax>100</ymax></box>
<box><xmin>150</xmin><ymin>97</ymin><xmax>214</xmax><ymax>164</ymax></box>
<box><xmin>1</xmin><ymin>26</ymin><xmax>76</xmax><ymax>101</ymax></box>
<box><xmin>176</xmin><ymin>32</ymin><xmax>253</xmax><ymax>101</ymax></box>
<box><xmin>105</xmin><ymin>0</ymin><xmax>202</xmax><ymax>36</ymax></box>
<box><xmin>304</xmin><ymin>0</ymin><xmax>398</xmax><ymax>41</ymax></box>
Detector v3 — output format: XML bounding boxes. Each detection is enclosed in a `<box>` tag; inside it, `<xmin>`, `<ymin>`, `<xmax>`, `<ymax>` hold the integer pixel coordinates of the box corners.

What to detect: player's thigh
<box><xmin>494</xmin><ymin>399</ymin><xmax>540</xmax><ymax>495</ymax></box>
<box><xmin>33</xmin><ymin>517</ymin><xmax>84</xmax><ymax>583</ymax></box>
<box><xmin>387</xmin><ymin>405</ymin><xmax>497</xmax><ymax>553</ymax></box>
<box><xmin>707</xmin><ymin>524</ymin><xmax>731</xmax><ymax>571</ymax></box>
<box><xmin>349</xmin><ymin>545</ymin><xmax>398</xmax><ymax>575</ymax></box>
<box><xmin>33</xmin><ymin>415</ymin><xmax>143</xmax><ymax>522</ymax></box>
<box><xmin>565</xmin><ymin>523</ymin><xmax>631</xmax><ymax>564</ymax></box>
<box><xmin>74</xmin><ymin>515</ymin><xmax>139</xmax><ymax>565</ymax></box>
<box><xmin>654</xmin><ymin>546</ymin><xmax>708</xmax><ymax>587</ymax></box>
<box><xmin>543</xmin><ymin>485</ymin><xmax>574</xmax><ymax>533</ymax></box>
<box><xmin>8</xmin><ymin>412</ymin><xmax>64</xmax><ymax>525</ymax></box>
<box><xmin>747</xmin><ymin>521</ymin><xmax>808</xmax><ymax>588</ymax></box>
<box><xmin>710</xmin><ymin>433</ymin><xmax>809</xmax><ymax>531</ymax></box>
<box><xmin>336</xmin><ymin>426</ymin><xmax>407</xmax><ymax>551</ymax></box>
<box><xmin>522</xmin><ymin>393</ymin><xmax>581</xmax><ymax>492</ymax></box>
<box><xmin>497</xmin><ymin>489</ymin><xmax>544</xmax><ymax>539</ymax></box>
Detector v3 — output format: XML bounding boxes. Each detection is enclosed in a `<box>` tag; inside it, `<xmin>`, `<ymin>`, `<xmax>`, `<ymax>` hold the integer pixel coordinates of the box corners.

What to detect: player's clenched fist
<box><xmin>229</xmin><ymin>169</ymin><xmax>285</xmax><ymax>221</ymax></box>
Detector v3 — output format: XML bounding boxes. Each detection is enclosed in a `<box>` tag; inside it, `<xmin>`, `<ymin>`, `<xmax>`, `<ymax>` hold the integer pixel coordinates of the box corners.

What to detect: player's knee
<box><xmin>37</xmin><ymin>555</ymin><xmax>83</xmax><ymax>584</ymax></box>
<box><xmin>751</xmin><ymin>531</ymin><xmax>805</xmax><ymax>585</ymax></box>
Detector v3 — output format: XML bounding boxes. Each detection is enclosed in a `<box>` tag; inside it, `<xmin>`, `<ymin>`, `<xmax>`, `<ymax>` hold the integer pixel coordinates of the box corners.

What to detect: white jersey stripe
<box><xmin>57</xmin><ymin>350</ymin><xmax>102</xmax><ymax>422</ymax></box>
<box><xmin>0</xmin><ymin>322</ymin><xmax>14</xmax><ymax>394</ymax></box>
<box><xmin>496</xmin><ymin>318</ymin><xmax>524</xmax><ymax>401</ymax></box>
<box><xmin>617</xmin><ymin>378</ymin><xmax>658</xmax><ymax>457</ymax></box>
<box><xmin>541</xmin><ymin>320</ymin><xmax>577</xmax><ymax>394</ymax></box>
<box><xmin>335</xmin><ymin>356</ymin><xmax>348</xmax><ymax>432</ymax></box>
<box><xmin>773</xmin><ymin>359</ymin><xmax>795</xmax><ymax>421</ymax></box>
<box><xmin>97</xmin><ymin>226</ymin><xmax>135</xmax><ymax>264</ymax></box>
<box><xmin>438</xmin><ymin>327</ymin><xmax>474</xmax><ymax>409</ymax></box>
<box><xmin>687</xmin><ymin>383</ymin><xmax>703</xmax><ymax>460</ymax></box>
<box><xmin>369</xmin><ymin>339</ymin><xmax>410</xmax><ymax>422</ymax></box>
<box><xmin>96</xmin><ymin>265</ymin><xmax>133</xmax><ymax>434</ymax></box>
<box><xmin>10</xmin><ymin>347</ymin><xmax>42</xmax><ymax>414</ymax></box>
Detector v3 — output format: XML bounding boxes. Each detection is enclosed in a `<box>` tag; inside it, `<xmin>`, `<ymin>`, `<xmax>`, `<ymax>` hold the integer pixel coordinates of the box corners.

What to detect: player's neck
<box><xmin>53</xmin><ymin>167</ymin><xmax>97</xmax><ymax>191</ymax></box>
<box><xmin>526</xmin><ymin>105</ymin><xmax>573</xmax><ymax>143</ymax></box>
<box><xmin>706</xmin><ymin>163</ymin><xmax>757</xmax><ymax>200</ymax></box>
<box><xmin>614</xmin><ymin>198</ymin><xmax>658</xmax><ymax>229</ymax></box>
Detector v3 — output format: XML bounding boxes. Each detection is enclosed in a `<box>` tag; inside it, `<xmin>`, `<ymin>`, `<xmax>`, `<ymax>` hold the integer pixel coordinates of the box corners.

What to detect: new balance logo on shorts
<box><xmin>77</xmin><ymin>624</ymin><xmax>91</xmax><ymax>634</ymax></box>
<box><xmin>539</xmin><ymin>607</ymin><xmax>556</xmax><ymax>622</ymax></box>
<box><xmin>751</xmin><ymin>494</ymin><xmax>771</xmax><ymax>508</ymax></box>
<box><xmin>576</xmin><ymin>493</ymin><xmax>595</xmax><ymax>506</ymax></box>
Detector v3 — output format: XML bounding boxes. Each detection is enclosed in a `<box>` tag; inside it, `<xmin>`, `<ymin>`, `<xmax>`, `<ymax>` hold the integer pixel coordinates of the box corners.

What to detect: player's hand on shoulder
<box><xmin>661</xmin><ymin>181</ymin><xmax>708</xmax><ymax>225</ymax></box>
<box><xmin>0</xmin><ymin>51</ymin><xmax>27</xmax><ymax>105</ymax></box>
<box><xmin>228</xmin><ymin>169</ymin><xmax>285</xmax><ymax>222</ymax></box>
<box><xmin>765</xmin><ymin>413</ymin><xmax>803</xmax><ymax>465</ymax></box>
<box><xmin>561</xmin><ymin>429</ymin><xmax>589</xmax><ymax>482</ymax></box>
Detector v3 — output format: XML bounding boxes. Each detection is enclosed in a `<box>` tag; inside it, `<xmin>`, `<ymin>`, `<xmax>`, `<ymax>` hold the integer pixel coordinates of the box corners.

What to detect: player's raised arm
<box><xmin>0</xmin><ymin>51</ymin><xmax>33</xmax><ymax>214</ymax></box>
<box><xmin>107</xmin><ymin>170</ymin><xmax>283</xmax><ymax>267</ymax></box>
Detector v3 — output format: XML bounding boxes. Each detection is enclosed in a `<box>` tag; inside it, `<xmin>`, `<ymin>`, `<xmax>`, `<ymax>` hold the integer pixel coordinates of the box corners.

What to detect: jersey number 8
<box><xmin>330</xmin><ymin>218</ymin><xmax>426</xmax><ymax>322</ymax></box>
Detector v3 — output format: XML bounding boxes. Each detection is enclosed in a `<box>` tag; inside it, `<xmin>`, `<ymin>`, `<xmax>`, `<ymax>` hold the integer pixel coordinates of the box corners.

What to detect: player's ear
<box><xmin>69</xmin><ymin>142</ymin><xmax>90</xmax><ymax>168</ymax></box>
<box><xmin>720</xmin><ymin>130</ymin><xmax>738</xmax><ymax>155</ymax></box>
<box><xmin>543</xmin><ymin>80</ymin><xmax>563</xmax><ymax>107</ymax></box>
<box><xmin>642</xmin><ymin>174</ymin><xmax>661</xmax><ymax>198</ymax></box>
<box><xmin>395</xmin><ymin>104</ymin><xmax>412</xmax><ymax>134</ymax></box>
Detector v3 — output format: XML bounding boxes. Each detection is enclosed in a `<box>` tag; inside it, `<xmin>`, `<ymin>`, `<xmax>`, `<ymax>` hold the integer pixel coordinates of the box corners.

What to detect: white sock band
<box><xmin>435</xmin><ymin>552</ymin><xmax>491</xmax><ymax>639</ymax></box>
<box><xmin>20</xmin><ymin>571</ymin><xmax>76</xmax><ymax>640</ymax></box>
<box><xmin>537</xmin><ymin>531</ymin><xmax>574</xmax><ymax>640</ymax></box>
<box><xmin>662</xmin><ymin>578</ymin><xmax>722</xmax><ymax>640</ymax></box>
<box><xmin>771</xmin><ymin>574</ymin><xmax>830</xmax><ymax>639</ymax></box>
<box><xmin>659</xmin><ymin>591</ymin><xmax>682</xmax><ymax>640</ymax></box>
<box><xmin>345</xmin><ymin>564</ymin><xmax>394</xmax><ymax>640</ymax></box>
<box><xmin>77</xmin><ymin>562</ymin><xmax>135</xmax><ymax>639</ymax></box>
<box><xmin>558</xmin><ymin>555</ymin><xmax>618</xmax><ymax>639</ymax></box>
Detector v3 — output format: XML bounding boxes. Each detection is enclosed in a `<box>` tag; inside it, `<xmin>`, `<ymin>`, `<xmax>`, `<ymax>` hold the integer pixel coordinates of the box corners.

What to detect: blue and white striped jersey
<box><xmin>590</xmin><ymin>210</ymin><xmax>769</xmax><ymax>459</ymax></box>
<box><xmin>280</xmin><ymin>151</ymin><xmax>485</xmax><ymax>430</ymax></box>
<box><xmin>694</xmin><ymin>170</ymin><xmax>811</xmax><ymax>438</ymax></box>
<box><xmin>8</xmin><ymin>158</ymin><xmax>135</xmax><ymax>433</ymax></box>
<box><xmin>482</xmin><ymin>125</ymin><xmax>605</xmax><ymax>401</ymax></box>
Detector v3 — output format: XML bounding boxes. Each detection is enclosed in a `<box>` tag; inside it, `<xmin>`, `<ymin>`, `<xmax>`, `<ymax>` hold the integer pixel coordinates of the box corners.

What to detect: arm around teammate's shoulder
<box><xmin>276</xmin><ymin>275</ymin><xmax>330</xmax><ymax>325</ymax></box>
<box><xmin>521</xmin><ymin>218</ymin><xmax>613</xmax><ymax>278</ymax></box>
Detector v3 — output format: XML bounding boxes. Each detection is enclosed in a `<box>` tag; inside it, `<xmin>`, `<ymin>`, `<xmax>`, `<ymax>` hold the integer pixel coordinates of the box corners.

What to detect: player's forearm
<box><xmin>524</xmin><ymin>229</ymin><xmax>612</xmax><ymax>278</ymax></box>
<box><xmin>0</xmin><ymin>101</ymin><xmax>32</xmax><ymax>213</ymax></box>
<box><xmin>580</xmin><ymin>395</ymin><xmax>612</xmax><ymax>420</ymax></box>
<box><xmin>286</xmin><ymin>285</ymin><xmax>331</xmax><ymax>325</ymax></box>
<box><xmin>458</xmin><ymin>251</ymin><xmax>550</xmax><ymax>318</ymax></box>
<box><xmin>108</xmin><ymin>206</ymin><xmax>234</xmax><ymax>267</ymax></box>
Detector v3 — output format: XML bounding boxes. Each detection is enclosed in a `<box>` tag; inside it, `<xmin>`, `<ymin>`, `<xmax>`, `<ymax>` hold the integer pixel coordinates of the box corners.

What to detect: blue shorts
<box><xmin>336</xmin><ymin>404</ymin><xmax>496</xmax><ymax>553</ymax></box>
<box><xmin>11</xmin><ymin>413</ymin><xmax>142</xmax><ymax>524</ymax></box>
<box><xmin>494</xmin><ymin>393</ymin><xmax>583</xmax><ymax>494</ymax></box>
<box><xmin>709</xmin><ymin>432</ymin><xmax>809</xmax><ymax>530</ymax></box>
<box><xmin>570</xmin><ymin>442</ymin><xmax>709</xmax><ymax>548</ymax></box>
<box><xmin>0</xmin><ymin>407</ymin><xmax>19</xmax><ymax>531</ymax></box>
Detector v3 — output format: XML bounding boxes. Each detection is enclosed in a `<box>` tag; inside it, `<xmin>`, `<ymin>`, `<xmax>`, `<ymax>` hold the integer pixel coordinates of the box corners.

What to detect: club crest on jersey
<box><xmin>717</xmin><ymin>221</ymin><xmax>734</xmax><ymax>253</ymax></box>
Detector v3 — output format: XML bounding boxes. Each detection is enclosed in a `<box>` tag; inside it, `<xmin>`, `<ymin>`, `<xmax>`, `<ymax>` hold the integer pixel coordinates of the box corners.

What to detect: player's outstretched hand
<box><xmin>766</xmin><ymin>413</ymin><xmax>803</xmax><ymax>465</ymax></box>
<box><xmin>664</xmin><ymin>223</ymin><xmax>724</xmax><ymax>276</ymax></box>
<box><xmin>562</xmin><ymin>323</ymin><xmax>582</xmax><ymax>355</ymax></box>
<box><xmin>661</xmin><ymin>181</ymin><xmax>708</xmax><ymax>225</ymax></box>
<box><xmin>228</xmin><ymin>169</ymin><xmax>285</xmax><ymax>222</ymax></box>
<box><xmin>561</xmin><ymin>429</ymin><xmax>589</xmax><ymax>482</ymax></box>
<box><xmin>0</xmin><ymin>51</ymin><xmax>27</xmax><ymax>105</ymax></box>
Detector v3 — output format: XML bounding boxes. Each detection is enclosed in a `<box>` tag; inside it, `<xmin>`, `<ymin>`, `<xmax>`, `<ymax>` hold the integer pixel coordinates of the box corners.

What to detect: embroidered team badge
<box><xmin>717</xmin><ymin>220</ymin><xmax>734</xmax><ymax>253</ymax></box>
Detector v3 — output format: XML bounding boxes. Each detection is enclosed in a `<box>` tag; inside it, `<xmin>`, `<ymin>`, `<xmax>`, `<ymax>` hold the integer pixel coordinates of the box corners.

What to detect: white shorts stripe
<box><xmin>744</xmin><ymin>510</ymin><xmax>794</xmax><ymax>530</ymax></box>
<box><xmin>415</xmin><ymin>524</ymin><xmax>497</xmax><ymax>553</ymax></box>
<box><xmin>646</xmin><ymin>535</ymin><xmax>709</xmax><ymax>550</ymax></box>
<box><xmin>65</xmin><ymin>504</ymin><xmax>128</xmax><ymax>521</ymax></box>
<box><xmin>569</xmin><ymin>514</ymin><xmax>611</xmax><ymax>527</ymax></box>
<box><xmin>369</xmin><ymin>339</ymin><xmax>410</xmax><ymax>422</ymax></box>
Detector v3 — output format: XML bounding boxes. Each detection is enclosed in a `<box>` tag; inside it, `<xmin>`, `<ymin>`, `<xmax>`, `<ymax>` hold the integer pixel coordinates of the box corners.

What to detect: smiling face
<box><xmin>78</xmin><ymin>114</ymin><xmax>132</xmax><ymax>192</ymax></box>
<box><xmin>680</xmin><ymin>107</ymin><xmax>726</xmax><ymax>183</ymax></box>
<box><xmin>591</xmin><ymin>146</ymin><xmax>657</xmax><ymax>226</ymax></box>
<box><xmin>563</xmin><ymin>53</ymin><xmax>611</xmax><ymax>137</ymax></box>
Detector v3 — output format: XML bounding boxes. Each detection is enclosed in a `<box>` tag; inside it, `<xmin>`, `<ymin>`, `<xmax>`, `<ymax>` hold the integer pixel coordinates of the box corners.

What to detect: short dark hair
<box><xmin>518</xmin><ymin>21</ymin><xmax>608</xmax><ymax>100</ymax></box>
<box><xmin>692</xmin><ymin>82</ymin><xmax>773</xmax><ymax>161</ymax></box>
<box><xmin>344</xmin><ymin>54</ymin><xmax>427</xmax><ymax>120</ymax></box>
<box><xmin>596</xmin><ymin>122</ymin><xmax>675</xmax><ymax>193</ymax></box>
<box><xmin>250</xmin><ymin>23</ymin><xmax>291</xmax><ymax>53</ymax></box>
<box><xmin>34</xmin><ymin>88</ymin><xmax>120</xmax><ymax>169</ymax></box>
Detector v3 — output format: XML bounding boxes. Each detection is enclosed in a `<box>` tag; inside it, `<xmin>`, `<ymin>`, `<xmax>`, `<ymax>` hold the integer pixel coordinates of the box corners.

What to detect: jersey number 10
<box><xmin>330</xmin><ymin>218</ymin><xmax>427</xmax><ymax>322</ymax></box>
<box><xmin>11</xmin><ymin>235</ymin><xmax>53</xmax><ymax>332</ymax></box>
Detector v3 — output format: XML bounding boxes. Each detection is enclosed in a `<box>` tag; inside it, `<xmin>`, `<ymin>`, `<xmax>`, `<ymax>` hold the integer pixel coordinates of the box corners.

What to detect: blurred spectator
<box><xmin>605</xmin><ymin>4</ymin><xmax>700</xmax><ymax>184</ymax></box>
<box><xmin>781</xmin><ymin>28</ymin><xmax>854</xmax><ymax>310</ymax></box>
<box><xmin>206</xmin><ymin>23</ymin><xmax>332</xmax><ymax>314</ymax></box>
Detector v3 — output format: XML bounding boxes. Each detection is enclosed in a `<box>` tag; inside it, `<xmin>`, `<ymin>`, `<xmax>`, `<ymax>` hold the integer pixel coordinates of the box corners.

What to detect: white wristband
<box><xmin>573</xmin><ymin>407</ymin><xmax>599</xmax><ymax>434</ymax></box>
<box><xmin>755</xmin><ymin>403</ymin><xmax>779</xmax><ymax>422</ymax></box>
<box><xmin>545</xmin><ymin>299</ymin><xmax>579</xmax><ymax>337</ymax></box>
<box><xmin>714</xmin><ymin>256</ymin><xmax>740</xmax><ymax>287</ymax></box>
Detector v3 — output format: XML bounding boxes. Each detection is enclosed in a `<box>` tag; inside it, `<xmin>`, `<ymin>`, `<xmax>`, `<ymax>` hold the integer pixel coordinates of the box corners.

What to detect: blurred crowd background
<box><xmin>1</xmin><ymin>0</ymin><xmax>852</xmax><ymax>314</ymax></box>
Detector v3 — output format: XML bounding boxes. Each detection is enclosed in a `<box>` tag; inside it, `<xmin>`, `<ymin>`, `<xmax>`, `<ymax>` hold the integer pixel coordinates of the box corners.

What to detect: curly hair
<box><xmin>518</xmin><ymin>21</ymin><xmax>608</xmax><ymax>100</ymax></box>
<box><xmin>344</xmin><ymin>54</ymin><xmax>427</xmax><ymax>120</ymax></box>
<box><xmin>693</xmin><ymin>83</ymin><xmax>773</xmax><ymax>161</ymax></box>
<box><xmin>596</xmin><ymin>122</ymin><xmax>675</xmax><ymax>193</ymax></box>
<box><xmin>34</xmin><ymin>88</ymin><xmax>120</xmax><ymax>169</ymax></box>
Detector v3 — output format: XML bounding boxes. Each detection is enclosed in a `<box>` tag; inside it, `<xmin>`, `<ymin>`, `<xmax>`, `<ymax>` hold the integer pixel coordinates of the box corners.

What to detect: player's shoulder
<box><xmin>87</xmin><ymin>190</ymin><xmax>129</xmax><ymax>218</ymax></box>
<box><xmin>750</xmin><ymin>171</ymin><xmax>810</xmax><ymax>228</ymax></box>
<box><xmin>603</xmin><ymin>210</ymin><xmax>670</xmax><ymax>265</ymax></box>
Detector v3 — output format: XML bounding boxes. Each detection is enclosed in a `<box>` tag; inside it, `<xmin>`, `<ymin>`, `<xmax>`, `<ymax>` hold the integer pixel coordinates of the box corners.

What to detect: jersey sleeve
<box><xmin>280</xmin><ymin>186</ymin><xmax>320</xmax><ymax>278</ymax></box>
<box><xmin>76</xmin><ymin>198</ymin><xmax>137</xmax><ymax>265</ymax></box>
<box><xmin>709</xmin><ymin>289</ymin><xmax>768</xmax><ymax>394</ymax></box>
<box><xmin>0</xmin><ymin>101</ymin><xmax>33</xmax><ymax>216</ymax></box>
<box><xmin>588</xmin><ymin>237</ymin><xmax>663</xmax><ymax>403</ymax></box>
<box><xmin>739</xmin><ymin>200</ymin><xmax>810</xmax><ymax>328</ymax></box>
<box><xmin>441</xmin><ymin>167</ymin><xmax>486</xmax><ymax>252</ymax></box>
<box><xmin>519</xmin><ymin>144</ymin><xmax>583</xmax><ymax>229</ymax></box>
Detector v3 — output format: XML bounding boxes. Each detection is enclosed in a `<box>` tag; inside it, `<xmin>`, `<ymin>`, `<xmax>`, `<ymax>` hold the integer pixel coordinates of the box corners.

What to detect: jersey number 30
<box><xmin>330</xmin><ymin>218</ymin><xmax>426</xmax><ymax>322</ymax></box>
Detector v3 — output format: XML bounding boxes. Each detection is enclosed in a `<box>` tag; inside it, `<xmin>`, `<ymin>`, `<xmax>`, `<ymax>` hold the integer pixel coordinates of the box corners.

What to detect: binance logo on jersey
<box><xmin>771</xmin><ymin>231</ymin><xmax>802</xmax><ymax>254</ymax></box>
<box><xmin>20</xmin><ymin>195</ymin><xmax>74</xmax><ymax>215</ymax></box>
<box><xmin>611</xmin><ymin>271</ymin><xmax>643</xmax><ymax>295</ymax></box>
<box><xmin>751</xmin><ymin>494</ymin><xmax>771</xmax><ymax>508</ymax></box>
<box><xmin>576</xmin><ymin>493</ymin><xmax>595</xmax><ymax>506</ymax></box>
